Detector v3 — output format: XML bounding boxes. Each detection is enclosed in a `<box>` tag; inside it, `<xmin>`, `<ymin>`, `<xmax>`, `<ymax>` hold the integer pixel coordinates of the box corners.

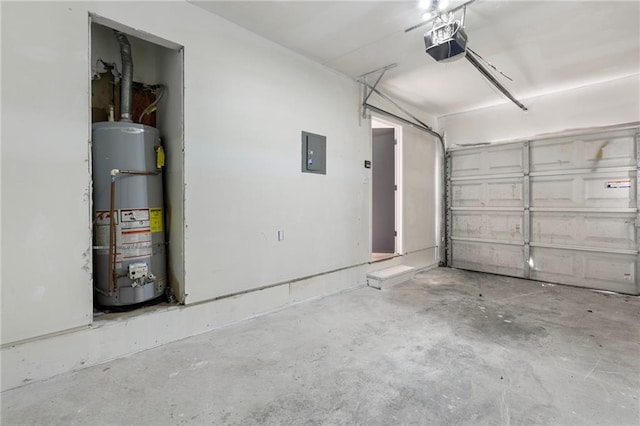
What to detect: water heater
<box><xmin>92</xmin><ymin>122</ymin><xmax>167</xmax><ymax>307</ymax></box>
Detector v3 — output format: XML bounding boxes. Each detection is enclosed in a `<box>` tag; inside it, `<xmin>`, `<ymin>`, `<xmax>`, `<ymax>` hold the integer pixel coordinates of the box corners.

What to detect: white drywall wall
<box><xmin>439</xmin><ymin>74</ymin><xmax>640</xmax><ymax>146</ymax></box>
<box><xmin>368</xmin><ymin>94</ymin><xmax>439</xmax><ymax>130</ymax></box>
<box><xmin>371</xmin><ymin>118</ymin><xmax>394</xmax><ymax>129</ymax></box>
<box><xmin>156</xmin><ymin>47</ymin><xmax>186</xmax><ymax>303</ymax></box>
<box><xmin>2</xmin><ymin>2</ymin><xmax>93</xmax><ymax>344</ymax></box>
<box><xmin>1</xmin><ymin>0</ymin><xmax>439</xmax><ymax>345</ymax></box>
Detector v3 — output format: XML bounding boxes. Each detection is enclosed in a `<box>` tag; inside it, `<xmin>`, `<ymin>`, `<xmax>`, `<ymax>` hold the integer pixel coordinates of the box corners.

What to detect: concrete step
<box><xmin>367</xmin><ymin>265</ymin><xmax>416</xmax><ymax>290</ymax></box>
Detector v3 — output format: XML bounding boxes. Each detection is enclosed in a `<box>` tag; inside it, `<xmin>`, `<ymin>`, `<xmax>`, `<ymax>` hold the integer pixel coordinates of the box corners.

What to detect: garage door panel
<box><xmin>530</xmin><ymin>172</ymin><xmax>636</xmax><ymax>209</ymax></box>
<box><xmin>584</xmin><ymin>173</ymin><xmax>636</xmax><ymax>207</ymax></box>
<box><xmin>448</xmin><ymin>127</ymin><xmax>639</xmax><ymax>295</ymax></box>
<box><xmin>531</xmin><ymin>212</ymin><xmax>637</xmax><ymax>250</ymax></box>
<box><xmin>530</xmin><ymin>247</ymin><xmax>637</xmax><ymax>294</ymax></box>
<box><xmin>452</xmin><ymin>211</ymin><xmax>524</xmax><ymax>242</ymax></box>
<box><xmin>451</xmin><ymin>143</ymin><xmax>524</xmax><ymax>178</ymax></box>
<box><xmin>451</xmin><ymin>240</ymin><xmax>525</xmax><ymax>277</ymax></box>
<box><xmin>530</xmin><ymin>131</ymin><xmax>637</xmax><ymax>172</ymax></box>
<box><xmin>530</xmin><ymin>140</ymin><xmax>576</xmax><ymax>172</ymax></box>
<box><xmin>452</xmin><ymin>178</ymin><xmax>524</xmax><ymax>208</ymax></box>
<box><xmin>529</xmin><ymin>176</ymin><xmax>575</xmax><ymax>207</ymax></box>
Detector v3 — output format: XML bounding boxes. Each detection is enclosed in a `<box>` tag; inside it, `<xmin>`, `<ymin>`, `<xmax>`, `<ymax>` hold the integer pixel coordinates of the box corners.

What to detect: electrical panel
<box><xmin>301</xmin><ymin>131</ymin><xmax>326</xmax><ymax>174</ymax></box>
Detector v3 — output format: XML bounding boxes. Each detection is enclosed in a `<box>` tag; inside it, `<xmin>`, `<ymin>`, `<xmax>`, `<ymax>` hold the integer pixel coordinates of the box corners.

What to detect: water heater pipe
<box><xmin>108</xmin><ymin>175</ymin><xmax>117</xmax><ymax>293</ymax></box>
<box><xmin>114</xmin><ymin>31</ymin><xmax>133</xmax><ymax>122</ymax></box>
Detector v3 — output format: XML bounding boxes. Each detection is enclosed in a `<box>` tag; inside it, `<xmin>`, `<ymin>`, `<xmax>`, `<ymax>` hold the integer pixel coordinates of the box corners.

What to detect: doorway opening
<box><xmin>90</xmin><ymin>15</ymin><xmax>185</xmax><ymax>317</ymax></box>
<box><xmin>371</xmin><ymin>117</ymin><xmax>402</xmax><ymax>261</ymax></box>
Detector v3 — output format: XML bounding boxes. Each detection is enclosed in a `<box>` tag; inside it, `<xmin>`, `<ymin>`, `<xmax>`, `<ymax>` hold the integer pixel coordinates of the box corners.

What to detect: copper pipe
<box><xmin>117</xmin><ymin>170</ymin><xmax>161</xmax><ymax>176</ymax></box>
<box><xmin>106</xmin><ymin>168</ymin><xmax>160</xmax><ymax>294</ymax></box>
<box><xmin>108</xmin><ymin>176</ymin><xmax>117</xmax><ymax>294</ymax></box>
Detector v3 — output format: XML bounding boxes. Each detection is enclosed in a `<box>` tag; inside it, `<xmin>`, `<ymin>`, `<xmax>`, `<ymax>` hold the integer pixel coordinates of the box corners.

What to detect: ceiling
<box><xmin>191</xmin><ymin>1</ymin><xmax>640</xmax><ymax>117</ymax></box>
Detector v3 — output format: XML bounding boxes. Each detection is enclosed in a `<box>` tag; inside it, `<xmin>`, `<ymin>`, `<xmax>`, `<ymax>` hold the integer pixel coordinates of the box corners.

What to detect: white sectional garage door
<box><xmin>447</xmin><ymin>128</ymin><xmax>639</xmax><ymax>295</ymax></box>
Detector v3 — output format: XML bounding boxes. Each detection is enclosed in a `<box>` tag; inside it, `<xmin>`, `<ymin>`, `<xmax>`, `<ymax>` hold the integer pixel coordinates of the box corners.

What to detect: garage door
<box><xmin>447</xmin><ymin>128</ymin><xmax>639</xmax><ymax>295</ymax></box>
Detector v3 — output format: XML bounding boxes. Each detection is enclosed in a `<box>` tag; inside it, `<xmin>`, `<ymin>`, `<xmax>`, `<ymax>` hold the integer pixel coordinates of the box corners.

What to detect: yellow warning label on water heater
<box><xmin>156</xmin><ymin>146</ymin><xmax>165</xmax><ymax>169</ymax></box>
<box><xmin>149</xmin><ymin>208</ymin><xmax>163</xmax><ymax>233</ymax></box>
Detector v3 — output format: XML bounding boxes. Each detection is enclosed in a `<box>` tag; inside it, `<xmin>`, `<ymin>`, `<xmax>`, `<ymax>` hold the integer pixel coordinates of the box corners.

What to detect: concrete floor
<box><xmin>2</xmin><ymin>267</ymin><xmax>639</xmax><ymax>425</ymax></box>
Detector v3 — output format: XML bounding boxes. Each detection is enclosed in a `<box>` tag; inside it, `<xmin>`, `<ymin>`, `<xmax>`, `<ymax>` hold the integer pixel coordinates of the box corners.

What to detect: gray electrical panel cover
<box><xmin>301</xmin><ymin>131</ymin><xmax>326</xmax><ymax>174</ymax></box>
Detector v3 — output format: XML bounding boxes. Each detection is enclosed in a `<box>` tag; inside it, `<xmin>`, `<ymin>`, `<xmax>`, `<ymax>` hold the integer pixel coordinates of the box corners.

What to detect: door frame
<box><xmin>371</xmin><ymin>115</ymin><xmax>403</xmax><ymax>257</ymax></box>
